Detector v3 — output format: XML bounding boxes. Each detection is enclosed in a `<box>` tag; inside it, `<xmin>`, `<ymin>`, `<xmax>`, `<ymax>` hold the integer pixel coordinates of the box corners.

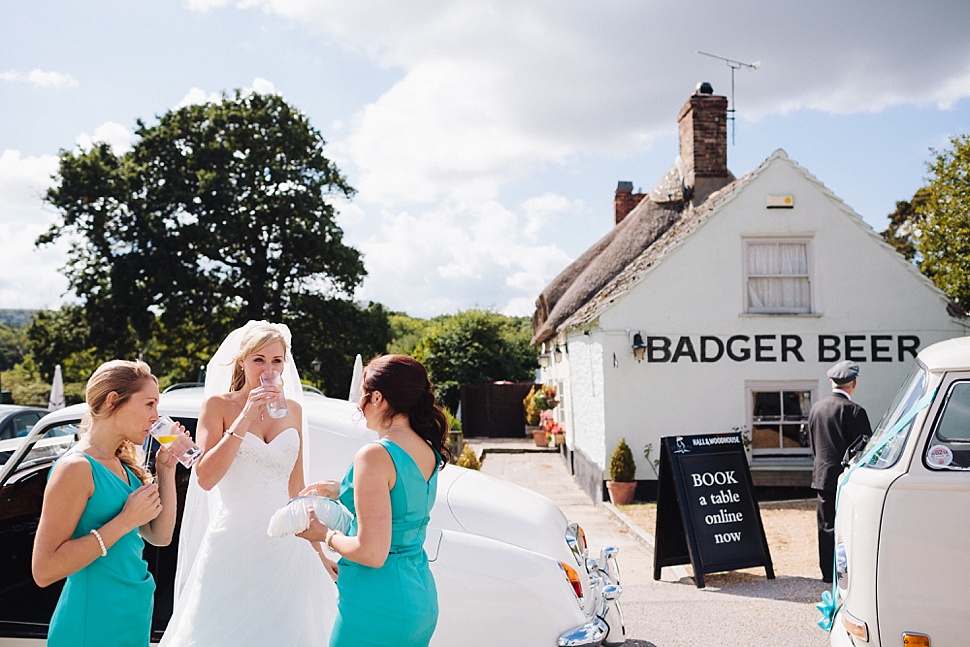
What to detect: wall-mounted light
<box><xmin>553</xmin><ymin>345</ymin><xmax>563</xmax><ymax>363</ymax></box>
<box><xmin>632</xmin><ymin>332</ymin><xmax>646</xmax><ymax>362</ymax></box>
<box><xmin>537</xmin><ymin>353</ymin><xmax>551</xmax><ymax>368</ymax></box>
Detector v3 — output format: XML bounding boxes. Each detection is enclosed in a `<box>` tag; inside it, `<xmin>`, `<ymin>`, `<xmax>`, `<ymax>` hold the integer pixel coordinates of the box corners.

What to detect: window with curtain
<box><xmin>744</xmin><ymin>239</ymin><xmax>812</xmax><ymax>314</ymax></box>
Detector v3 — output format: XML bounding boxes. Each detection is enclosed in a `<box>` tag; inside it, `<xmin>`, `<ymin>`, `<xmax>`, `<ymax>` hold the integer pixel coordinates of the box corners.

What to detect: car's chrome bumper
<box><xmin>558</xmin><ymin>546</ymin><xmax>624</xmax><ymax>647</ymax></box>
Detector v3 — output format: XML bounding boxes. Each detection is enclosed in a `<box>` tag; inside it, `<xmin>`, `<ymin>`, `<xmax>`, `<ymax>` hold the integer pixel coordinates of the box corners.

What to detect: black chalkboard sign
<box><xmin>652</xmin><ymin>432</ymin><xmax>774</xmax><ymax>588</ymax></box>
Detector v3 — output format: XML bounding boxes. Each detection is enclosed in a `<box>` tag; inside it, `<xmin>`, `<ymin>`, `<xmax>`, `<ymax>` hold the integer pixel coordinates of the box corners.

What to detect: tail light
<box><xmin>559</xmin><ymin>561</ymin><xmax>584</xmax><ymax>599</ymax></box>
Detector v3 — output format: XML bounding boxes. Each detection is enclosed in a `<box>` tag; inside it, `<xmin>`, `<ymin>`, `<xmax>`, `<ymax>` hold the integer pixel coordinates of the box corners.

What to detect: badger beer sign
<box><xmin>640</xmin><ymin>333</ymin><xmax>920</xmax><ymax>364</ymax></box>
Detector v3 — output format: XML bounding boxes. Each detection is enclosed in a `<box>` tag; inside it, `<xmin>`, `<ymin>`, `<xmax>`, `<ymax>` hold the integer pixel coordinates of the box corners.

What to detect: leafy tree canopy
<box><xmin>0</xmin><ymin>324</ymin><xmax>27</xmax><ymax>373</ymax></box>
<box><xmin>286</xmin><ymin>296</ymin><xmax>392</xmax><ymax>398</ymax></box>
<box><xmin>408</xmin><ymin>309</ymin><xmax>537</xmax><ymax>411</ymax></box>
<box><xmin>39</xmin><ymin>91</ymin><xmax>365</xmax><ymax>360</ymax></box>
<box><xmin>913</xmin><ymin>134</ymin><xmax>970</xmax><ymax>307</ymax></box>
<box><xmin>29</xmin><ymin>91</ymin><xmax>383</xmax><ymax>390</ymax></box>
<box><xmin>882</xmin><ymin>134</ymin><xmax>970</xmax><ymax>307</ymax></box>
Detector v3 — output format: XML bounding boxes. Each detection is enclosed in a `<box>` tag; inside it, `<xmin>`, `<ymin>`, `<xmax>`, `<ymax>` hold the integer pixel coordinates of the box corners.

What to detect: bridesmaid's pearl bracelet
<box><xmin>90</xmin><ymin>528</ymin><xmax>107</xmax><ymax>557</ymax></box>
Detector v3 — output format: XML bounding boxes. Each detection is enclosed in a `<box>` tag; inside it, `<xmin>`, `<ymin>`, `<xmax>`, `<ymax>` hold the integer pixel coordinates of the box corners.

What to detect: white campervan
<box><xmin>831</xmin><ymin>336</ymin><xmax>970</xmax><ymax>647</ymax></box>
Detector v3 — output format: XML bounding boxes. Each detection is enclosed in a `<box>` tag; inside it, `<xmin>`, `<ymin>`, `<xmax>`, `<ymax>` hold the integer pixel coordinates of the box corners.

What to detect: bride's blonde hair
<box><xmin>229</xmin><ymin>324</ymin><xmax>289</xmax><ymax>392</ymax></box>
<box><xmin>81</xmin><ymin>359</ymin><xmax>157</xmax><ymax>485</ymax></box>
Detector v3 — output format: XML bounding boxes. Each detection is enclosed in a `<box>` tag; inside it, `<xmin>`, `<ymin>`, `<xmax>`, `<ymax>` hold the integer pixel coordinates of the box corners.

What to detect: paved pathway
<box><xmin>470</xmin><ymin>441</ymin><xmax>832</xmax><ymax>647</ymax></box>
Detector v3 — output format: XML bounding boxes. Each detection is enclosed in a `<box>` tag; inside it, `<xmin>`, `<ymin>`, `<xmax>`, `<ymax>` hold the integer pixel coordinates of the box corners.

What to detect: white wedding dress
<box><xmin>160</xmin><ymin>427</ymin><xmax>336</xmax><ymax>646</ymax></box>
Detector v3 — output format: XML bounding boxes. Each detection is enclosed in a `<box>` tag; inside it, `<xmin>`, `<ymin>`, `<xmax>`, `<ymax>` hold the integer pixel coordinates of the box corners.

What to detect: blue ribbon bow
<box><xmin>816</xmin><ymin>589</ymin><xmax>838</xmax><ymax>631</ymax></box>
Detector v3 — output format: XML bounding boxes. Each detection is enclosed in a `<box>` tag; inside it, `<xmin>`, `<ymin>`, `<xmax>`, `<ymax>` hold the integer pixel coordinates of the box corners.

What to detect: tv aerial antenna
<box><xmin>697</xmin><ymin>50</ymin><xmax>760</xmax><ymax>144</ymax></box>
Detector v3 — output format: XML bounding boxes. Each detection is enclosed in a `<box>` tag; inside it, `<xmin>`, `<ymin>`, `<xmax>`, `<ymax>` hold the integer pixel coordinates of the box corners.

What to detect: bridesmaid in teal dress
<box><xmin>301</xmin><ymin>355</ymin><xmax>451</xmax><ymax>647</ymax></box>
<box><xmin>32</xmin><ymin>360</ymin><xmax>183</xmax><ymax>646</ymax></box>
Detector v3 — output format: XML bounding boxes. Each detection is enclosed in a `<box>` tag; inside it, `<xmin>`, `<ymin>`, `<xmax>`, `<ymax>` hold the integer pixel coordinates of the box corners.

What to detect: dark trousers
<box><xmin>816</xmin><ymin>489</ymin><xmax>836</xmax><ymax>582</ymax></box>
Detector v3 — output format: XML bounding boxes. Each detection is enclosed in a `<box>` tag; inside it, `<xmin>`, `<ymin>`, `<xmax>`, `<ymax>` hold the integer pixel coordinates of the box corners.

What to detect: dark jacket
<box><xmin>809</xmin><ymin>392</ymin><xmax>872</xmax><ymax>491</ymax></box>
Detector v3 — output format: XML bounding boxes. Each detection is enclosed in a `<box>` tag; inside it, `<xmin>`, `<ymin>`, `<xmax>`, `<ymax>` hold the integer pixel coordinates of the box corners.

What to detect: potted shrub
<box><xmin>524</xmin><ymin>385</ymin><xmax>558</xmax><ymax>445</ymax></box>
<box><xmin>523</xmin><ymin>385</ymin><xmax>542</xmax><ymax>439</ymax></box>
<box><xmin>606</xmin><ymin>438</ymin><xmax>637</xmax><ymax>505</ymax></box>
<box><xmin>541</xmin><ymin>410</ymin><xmax>565</xmax><ymax>447</ymax></box>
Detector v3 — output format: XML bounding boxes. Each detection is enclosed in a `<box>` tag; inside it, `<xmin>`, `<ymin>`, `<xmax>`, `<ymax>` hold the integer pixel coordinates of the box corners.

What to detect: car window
<box><xmin>925</xmin><ymin>380</ymin><xmax>970</xmax><ymax>471</ymax></box>
<box><xmin>863</xmin><ymin>363</ymin><xmax>929</xmax><ymax>469</ymax></box>
<box><xmin>15</xmin><ymin>411</ymin><xmax>44</xmax><ymax>437</ymax></box>
<box><xmin>18</xmin><ymin>423</ymin><xmax>80</xmax><ymax>469</ymax></box>
<box><xmin>0</xmin><ymin>418</ymin><xmax>12</xmax><ymax>441</ymax></box>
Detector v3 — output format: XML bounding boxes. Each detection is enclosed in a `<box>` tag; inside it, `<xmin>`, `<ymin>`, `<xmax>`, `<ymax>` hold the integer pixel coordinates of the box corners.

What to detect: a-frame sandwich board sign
<box><xmin>652</xmin><ymin>432</ymin><xmax>774</xmax><ymax>588</ymax></box>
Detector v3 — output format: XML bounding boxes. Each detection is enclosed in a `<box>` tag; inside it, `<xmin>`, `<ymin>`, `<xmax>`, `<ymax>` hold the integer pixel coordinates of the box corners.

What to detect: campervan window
<box><xmin>863</xmin><ymin>363</ymin><xmax>929</xmax><ymax>469</ymax></box>
<box><xmin>925</xmin><ymin>380</ymin><xmax>970</xmax><ymax>470</ymax></box>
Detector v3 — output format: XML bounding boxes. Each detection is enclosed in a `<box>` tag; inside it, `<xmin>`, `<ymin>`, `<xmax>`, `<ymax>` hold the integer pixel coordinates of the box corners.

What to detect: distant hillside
<box><xmin>0</xmin><ymin>309</ymin><xmax>37</xmax><ymax>327</ymax></box>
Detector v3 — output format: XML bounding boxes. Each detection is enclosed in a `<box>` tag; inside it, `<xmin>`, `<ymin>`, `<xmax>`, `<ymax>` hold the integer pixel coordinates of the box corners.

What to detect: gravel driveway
<box><xmin>478</xmin><ymin>447</ymin><xmax>835</xmax><ymax>647</ymax></box>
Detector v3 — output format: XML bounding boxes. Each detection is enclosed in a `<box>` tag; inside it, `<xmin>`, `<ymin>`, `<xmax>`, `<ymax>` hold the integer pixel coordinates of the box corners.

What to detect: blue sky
<box><xmin>3</xmin><ymin>0</ymin><xmax>970</xmax><ymax>318</ymax></box>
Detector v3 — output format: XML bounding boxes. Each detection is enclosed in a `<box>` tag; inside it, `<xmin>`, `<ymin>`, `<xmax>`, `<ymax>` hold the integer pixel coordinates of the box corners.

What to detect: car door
<box><xmin>876</xmin><ymin>373</ymin><xmax>970</xmax><ymax>646</ymax></box>
<box><xmin>0</xmin><ymin>421</ymin><xmax>80</xmax><ymax>639</ymax></box>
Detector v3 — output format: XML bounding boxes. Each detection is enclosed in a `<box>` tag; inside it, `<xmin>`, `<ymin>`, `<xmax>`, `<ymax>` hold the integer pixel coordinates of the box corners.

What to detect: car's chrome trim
<box><xmin>557</xmin><ymin>617</ymin><xmax>608</xmax><ymax>647</ymax></box>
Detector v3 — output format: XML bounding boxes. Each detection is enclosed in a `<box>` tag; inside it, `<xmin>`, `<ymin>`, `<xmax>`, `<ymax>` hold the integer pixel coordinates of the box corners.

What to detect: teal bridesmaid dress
<box><xmin>330</xmin><ymin>439</ymin><xmax>441</xmax><ymax>647</ymax></box>
<box><xmin>47</xmin><ymin>452</ymin><xmax>155</xmax><ymax>647</ymax></box>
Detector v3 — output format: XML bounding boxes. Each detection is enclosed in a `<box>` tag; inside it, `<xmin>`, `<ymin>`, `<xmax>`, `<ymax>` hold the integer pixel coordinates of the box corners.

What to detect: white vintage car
<box><xmin>831</xmin><ymin>336</ymin><xmax>970</xmax><ymax>647</ymax></box>
<box><xmin>0</xmin><ymin>386</ymin><xmax>623</xmax><ymax>647</ymax></box>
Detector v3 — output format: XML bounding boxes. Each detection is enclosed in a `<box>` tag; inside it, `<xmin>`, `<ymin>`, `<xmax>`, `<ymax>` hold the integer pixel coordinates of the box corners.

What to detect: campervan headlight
<box><xmin>836</xmin><ymin>541</ymin><xmax>849</xmax><ymax>591</ymax></box>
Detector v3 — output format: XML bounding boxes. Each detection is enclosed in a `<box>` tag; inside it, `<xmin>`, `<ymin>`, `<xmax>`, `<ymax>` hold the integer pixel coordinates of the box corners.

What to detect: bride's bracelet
<box><xmin>325</xmin><ymin>529</ymin><xmax>340</xmax><ymax>551</ymax></box>
<box><xmin>225</xmin><ymin>430</ymin><xmax>244</xmax><ymax>441</ymax></box>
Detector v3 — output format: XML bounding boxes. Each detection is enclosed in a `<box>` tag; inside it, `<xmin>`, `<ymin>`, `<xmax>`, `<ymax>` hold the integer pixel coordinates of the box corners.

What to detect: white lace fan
<box><xmin>267</xmin><ymin>495</ymin><xmax>353</xmax><ymax>537</ymax></box>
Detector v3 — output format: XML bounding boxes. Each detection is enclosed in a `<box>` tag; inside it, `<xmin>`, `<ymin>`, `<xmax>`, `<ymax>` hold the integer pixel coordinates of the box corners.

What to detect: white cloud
<box><xmin>0</xmin><ymin>151</ymin><xmax>71</xmax><ymax>309</ymax></box>
<box><xmin>248</xmin><ymin>77</ymin><xmax>278</xmax><ymax>96</ymax></box>
<box><xmin>0</xmin><ymin>69</ymin><xmax>78</xmax><ymax>88</ymax></box>
<box><xmin>0</xmin><ymin>150</ymin><xmax>59</xmax><ymax>211</ymax></box>
<box><xmin>176</xmin><ymin>78</ymin><xmax>278</xmax><ymax>110</ymax></box>
<box><xmin>75</xmin><ymin>122</ymin><xmax>134</xmax><ymax>154</ymax></box>
<box><xmin>351</xmin><ymin>196</ymin><xmax>573</xmax><ymax>317</ymax></box>
<box><xmin>176</xmin><ymin>87</ymin><xmax>224</xmax><ymax>108</ymax></box>
<box><xmin>0</xmin><ymin>211</ymin><xmax>71</xmax><ymax>309</ymax></box>
<box><xmin>183</xmin><ymin>0</ymin><xmax>232</xmax><ymax>10</ymax></box>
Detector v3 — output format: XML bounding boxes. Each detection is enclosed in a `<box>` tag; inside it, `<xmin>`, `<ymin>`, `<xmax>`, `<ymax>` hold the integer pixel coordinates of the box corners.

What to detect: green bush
<box><xmin>523</xmin><ymin>384</ymin><xmax>557</xmax><ymax>426</ymax></box>
<box><xmin>523</xmin><ymin>385</ymin><xmax>540</xmax><ymax>425</ymax></box>
<box><xmin>442</xmin><ymin>406</ymin><xmax>461</xmax><ymax>432</ymax></box>
<box><xmin>609</xmin><ymin>437</ymin><xmax>636</xmax><ymax>482</ymax></box>
<box><xmin>455</xmin><ymin>443</ymin><xmax>481</xmax><ymax>470</ymax></box>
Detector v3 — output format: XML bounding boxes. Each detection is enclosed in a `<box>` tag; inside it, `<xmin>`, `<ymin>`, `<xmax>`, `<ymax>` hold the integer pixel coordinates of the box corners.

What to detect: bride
<box><xmin>160</xmin><ymin>321</ymin><xmax>337</xmax><ymax>646</ymax></box>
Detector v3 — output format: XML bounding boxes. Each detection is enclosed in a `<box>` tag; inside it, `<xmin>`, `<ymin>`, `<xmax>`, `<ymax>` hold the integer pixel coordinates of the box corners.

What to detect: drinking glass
<box><xmin>260</xmin><ymin>370</ymin><xmax>289</xmax><ymax>419</ymax></box>
<box><xmin>148</xmin><ymin>416</ymin><xmax>202</xmax><ymax>468</ymax></box>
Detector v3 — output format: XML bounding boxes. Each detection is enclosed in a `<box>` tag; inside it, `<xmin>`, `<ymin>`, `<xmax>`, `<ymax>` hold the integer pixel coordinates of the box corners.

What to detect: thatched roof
<box><xmin>531</xmin><ymin>158</ymin><xmax>749</xmax><ymax>345</ymax></box>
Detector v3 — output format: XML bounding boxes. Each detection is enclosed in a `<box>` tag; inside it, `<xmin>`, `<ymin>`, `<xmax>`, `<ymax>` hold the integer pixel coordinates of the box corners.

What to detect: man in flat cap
<box><xmin>808</xmin><ymin>360</ymin><xmax>872</xmax><ymax>582</ymax></box>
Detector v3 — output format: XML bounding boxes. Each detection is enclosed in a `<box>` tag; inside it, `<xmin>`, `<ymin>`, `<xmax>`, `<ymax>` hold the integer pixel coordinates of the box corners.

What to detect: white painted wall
<box><xmin>557</xmin><ymin>152</ymin><xmax>969</xmax><ymax>481</ymax></box>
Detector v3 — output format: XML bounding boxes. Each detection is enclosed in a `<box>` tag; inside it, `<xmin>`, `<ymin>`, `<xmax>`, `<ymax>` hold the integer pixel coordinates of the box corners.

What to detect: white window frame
<box><xmin>746</xmin><ymin>381</ymin><xmax>817</xmax><ymax>457</ymax></box>
<box><xmin>742</xmin><ymin>236</ymin><xmax>814</xmax><ymax>314</ymax></box>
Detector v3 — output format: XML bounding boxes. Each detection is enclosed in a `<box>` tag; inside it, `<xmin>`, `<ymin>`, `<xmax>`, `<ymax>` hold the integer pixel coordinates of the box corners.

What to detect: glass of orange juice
<box><xmin>148</xmin><ymin>416</ymin><xmax>202</xmax><ymax>468</ymax></box>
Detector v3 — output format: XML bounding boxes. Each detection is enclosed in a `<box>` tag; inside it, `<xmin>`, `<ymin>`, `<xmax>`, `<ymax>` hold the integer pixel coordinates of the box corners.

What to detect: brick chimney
<box><xmin>614</xmin><ymin>181</ymin><xmax>645</xmax><ymax>225</ymax></box>
<box><xmin>677</xmin><ymin>82</ymin><xmax>729</xmax><ymax>203</ymax></box>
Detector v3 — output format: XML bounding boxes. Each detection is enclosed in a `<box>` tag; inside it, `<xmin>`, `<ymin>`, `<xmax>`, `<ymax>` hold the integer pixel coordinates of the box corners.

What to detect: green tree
<box><xmin>880</xmin><ymin>191</ymin><xmax>929</xmax><ymax>262</ymax></box>
<box><xmin>412</xmin><ymin>309</ymin><xmax>536</xmax><ymax>411</ymax></box>
<box><xmin>286</xmin><ymin>296</ymin><xmax>391</xmax><ymax>398</ymax></box>
<box><xmin>39</xmin><ymin>91</ymin><xmax>365</xmax><ymax>359</ymax></box>
<box><xmin>911</xmin><ymin>134</ymin><xmax>970</xmax><ymax>307</ymax></box>
<box><xmin>24</xmin><ymin>307</ymin><xmax>98</xmax><ymax>382</ymax></box>
<box><xmin>0</xmin><ymin>324</ymin><xmax>27</xmax><ymax>372</ymax></box>
<box><xmin>386</xmin><ymin>312</ymin><xmax>432</xmax><ymax>356</ymax></box>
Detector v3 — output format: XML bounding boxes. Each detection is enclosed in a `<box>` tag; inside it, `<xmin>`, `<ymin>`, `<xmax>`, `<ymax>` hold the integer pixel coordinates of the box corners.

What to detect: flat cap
<box><xmin>827</xmin><ymin>360</ymin><xmax>859</xmax><ymax>384</ymax></box>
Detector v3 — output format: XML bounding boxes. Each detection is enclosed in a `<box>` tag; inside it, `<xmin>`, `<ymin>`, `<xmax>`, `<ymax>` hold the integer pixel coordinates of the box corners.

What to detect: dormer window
<box><xmin>743</xmin><ymin>237</ymin><xmax>813</xmax><ymax>314</ymax></box>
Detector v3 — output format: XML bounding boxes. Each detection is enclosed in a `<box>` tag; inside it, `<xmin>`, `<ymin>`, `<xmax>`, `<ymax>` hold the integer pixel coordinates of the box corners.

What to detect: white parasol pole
<box><xmin>348</xmin><ymin>354</ymin><xmax>363</xmax><ymax>402</ymax></box>
<box><xmin>48</xmin><ymin>364</ymin><xmax>65</xmax><ymax>411</ymax></box>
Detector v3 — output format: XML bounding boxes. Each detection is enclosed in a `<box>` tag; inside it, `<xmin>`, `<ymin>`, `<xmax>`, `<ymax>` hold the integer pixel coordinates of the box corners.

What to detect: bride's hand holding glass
<box><xmin>241</xmin><ymin>381</ymin><xmax>283</xmax><ymax>421</ymax></box>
